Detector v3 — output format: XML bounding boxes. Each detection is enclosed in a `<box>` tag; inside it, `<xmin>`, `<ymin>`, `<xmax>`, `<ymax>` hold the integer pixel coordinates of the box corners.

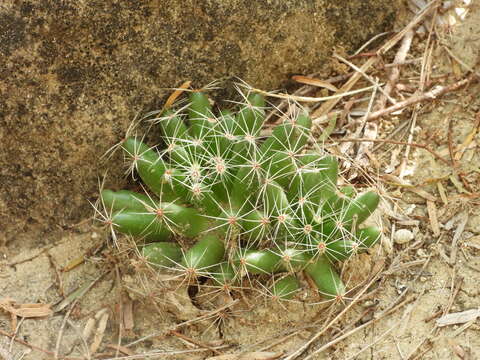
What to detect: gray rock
<box><xmin>0</xmin><ymin>0</ymin><xmax>401</xmax><ymax>244</ymax></box>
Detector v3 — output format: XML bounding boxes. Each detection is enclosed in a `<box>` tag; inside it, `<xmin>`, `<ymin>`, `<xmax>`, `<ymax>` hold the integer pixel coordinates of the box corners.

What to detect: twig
<box><xmin>343</xmin><ymin>320</ymin><xmax>400</xmax><ymax>360</ymax></box>
<box><xmin>169</xmin><ymin>330</ymin><xmax>221</xmax><ymax>355</ymax></box>
<box><xmin>97</xmin><ymin>345</ymin><xmax>232</xmax><ymax>360</ymax></box>
<box><xmin>375</xmin><ymin>30</ymin><xmax>414</xmax><ymax>110</ymax></box>
<box><xmin>410</xmin><ymin>343</ymin><xmax>433</xmax><ymax>360</ymax></box>
<box><xmin>332</xmin><ymin>137</ymin><xmax>450</xmax><ymax>164</ymax></box>
<box><xmin>405</xmin><ymin>327</ymin><xmax>437</xmax><ymax>359</ymax></box>
<box><xmin>399</xmin><ymin>15</ymin><xmax>435</xmax><ymax>178</ymax></box>
<box><xmin>353</xmin><ymin>31</ymin><xmax>391</xmax><ymax>55</ymax></box>
<box><xmin>8</xmin><ymin>317</ymin><xmax>24</xmax><ymax>353</ymax></box>
<box><xmin>264</xmin><ymin>72</ymin><xmax>358</xmax><ymax>124</ymax></box>
<box><xmin>6</xmin><ymin>247</ymin><xmax>51</xmax><ymax>267</ymax></box>
<box><xmin>455</xmin><ymin>110</ymin><xmax>480</xmax><ymax>161</ymax></box>
<box><xmin>47</xmin><ymin>252</ymin><xmax>65</xmax><ymax>297</ymax></box>
<box><xmin>66</xmin><ymin>319</ymin><xmax>91</xmax><ymax>360</ymax></box>
<box><xmin>252</xmin><ymin>84</ymin><xmax>379</xmax><ymax>103</ymax></box>
<box><xmin>333</xmin><ymin>53</ymin><xmax>396</xmax><ymax>105</ymax></box>
<box><xmin>55</xmin><ymin>300</ymin><xmax>78</xmax><ymax>360</ymax></box>
<box><xmin>449</xmin><ymin>213</ymin><xmax>468</xmax><ymax>265</ymax></box>
<box><xmin>442</xmin><ymin>45</ymin><xmax>480</xmax><ymax>77</ymax></box>
<box><xmin>54</xmin><ymin>271</ymin><xmax>110</xmax><ymax>312</ymax></box>
<box><xmin>303</xmin><ymin>294</ymin><xmax>416</xmax><ymax>360</ymax></box>
<box><xmin>365</xmin><ymin>73</ymin><xmax>477</xmax><ymax>121</ymax></box>
<box><xmin>443</xmin><ymin>276</ymin><xmax>464</xmax><ymax>318</ymax></box>
<box><xmin>353</xmin><ymin>80</ymin><xmax>380</xmax><ymax>166</ymax></box>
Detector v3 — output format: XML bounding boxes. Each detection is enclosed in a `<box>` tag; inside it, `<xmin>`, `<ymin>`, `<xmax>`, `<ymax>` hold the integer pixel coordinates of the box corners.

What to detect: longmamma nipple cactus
<box><xmin>97</xmin><ymin>89</ymin><xmax>381</xmax><ymax>301</ymax></box>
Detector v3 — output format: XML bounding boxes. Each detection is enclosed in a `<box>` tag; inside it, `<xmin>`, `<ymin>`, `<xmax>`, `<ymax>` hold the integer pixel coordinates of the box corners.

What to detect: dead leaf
<box><xmin>106</xmin><ymin>344</ymin><xmax>135</xmax><ymax>356</ymax></box>
<box><xmin>291</xmin><ymin>75</ymin><xmax>338</xmax><ymax>92</ymax></box>
<box><xmin>0</xmin><ymin>298</ymin><xmax>53</xmax><ymax>318</ymax></box>
<box><xmin>90</xmin><ymin>311</ymin><xmax>109</xmax><ymax>354</ymax></box>
<box><xmin>436</xmin><ymin>309</ymin><xmax>480</xmax><ymax>327</ymax></box>
<box><xmin>426</xmin><ymin>200</ymin><xmax>441</xmax><ymax>236</ymax></box>
<box><xmin>163</xmin><ymin>81</ymin><xmax>191</xmax><ymax>110</ymax></box>
<box><xmin>447</xmin><ymin>339</ymin><xmax>467</xmax><ymax>359</ymax></box>
<box><xmin>382</xmin><ymin>174</ymin><xmax>437</xmax><ymax>202</ymax></box>
<box><xmin>121</xmin><ymin>293</ymin><xmax>134</xmax><ymax>331</ymax></box>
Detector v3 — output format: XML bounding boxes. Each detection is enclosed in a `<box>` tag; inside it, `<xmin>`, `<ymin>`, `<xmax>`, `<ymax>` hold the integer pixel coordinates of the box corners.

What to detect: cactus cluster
<box><xmin>98</xmin><ymin>90</ymin><xmax>381</xmax><ymax>301</ymax></box>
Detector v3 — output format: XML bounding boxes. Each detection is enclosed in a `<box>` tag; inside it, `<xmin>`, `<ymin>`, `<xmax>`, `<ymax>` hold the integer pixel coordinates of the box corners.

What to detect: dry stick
<box><xmin>303</xmin><ymin>294</ymin><xmax>416</xmax><ymax>360</ymax></box>
<box><xmin>333</xmin><ymin>53</ymin><xmax>397</xmax><ymax>105</ymax></box>
<box><xmin>447</xmin><ymin>110</ymin><xmax>457</xmax><ymax>167</ymax></box>
<box><xmin>98</xmin><ymin>346</ymin><xmax>232</xmax><ymax>360</ymax></box>
<box><xmin>169</xmin><ymin>330</ymin><xmax>221</xmax><ymax>355</ymax></box>
<box><xmin>405</xmin><ymin>327</ymin><xmax>437</xmax><ymax>360</ymax></box>
<box><xmin>47</xmin><ymin>252</ymin><xmax>65</xmax><ymax>297</ymax></box>
<box><xmin>353</xmin><ymin>80</ymin><xmax>379</xmax><ymax>164</ymax></box>
<box><xmin>353</xmin><ymin>31</ymin><xmax>392</xmax><ymax>55</ymax></box>
<box><xmin>364</xmin><ymin>73</ymin><xmax>478</xmax><ymax>121</ymax></box>
<box><xmin>373</xmin><ymin>120</ymin><xmax>410</xmax><ymax>151</ymax></box>
<box><xmin>66</xmin><ymin>319</ymin><xmax>91</xmax><ymax>360</ymax></box>
<box><xmin>399</xmin><ymin>12</ymin><xmax>435</xmax><ymax>179</ymax></box>
<box><xmin>6</xmin><ymin>246</ymin><xmax>52</xmax><ymax>267</ymax></box>
<box><xmin>265</xmin><ymin>71</ymin><xmax>360</xmax><ymax>124</ymax></box>
<box><xmin>124</xmin><ymin>299</ymin><xmax>240</xmax><ymax>348</ymax></box>
<box><xmin>253</xmin><ymin>84</ymin><xmax>379</xmax><ymax>103</ymax></box>
<box><xmin>115</xmin><ymin>265</ymin><xmax>124</xmax><ymax>360</ymax></box>
<box><xmin>343</xmin><ymin>319</ymin><xmax>401</xmax><ymax>360</ymax></box>
<box><xmin>442</xmin><ymin>45</ymin><xmax>480</xmax><ymax>77</ymax></box>
<box><xmin>333</xmin><ymin>137</ymin><xmax>449</xmax><ymax>165</ymax></box>
<box><xmin>411</xmin><ymin>343</ymin><xmax>434</xmax><ymax>360</ymax></box>
<box><xmin>449</xmin><ymin>213</ymin><xmax>468</xmax><ymax>265</ymax></box>
<box><xmin>8</xmin><ymin>317</ymin><xmax>24</xmax><ymax>354</ymax></box>
<box><xmin>406</xmin><ymin>278</ymin><xmax>463</xmax><ymax>360</ymax></box>
<box><xmin>312</xmin><ymin>0</ymin><xmax>439</xmax><ymax>118</ymax></box>
<box><xmin>376</xmin><ymin>29</ymin><xmax>414</xmax><ymax>110</ymax></box>
<box><xmin>55</xmin><ymin>300</ymin><xmax>78</xmax><ymax>360</ymax></box>
<box><xmin>405</xmin><ymin>264</ymin><xmax>458</xmax><ymax>359</ymax></box>
<box><xmin>283</xmin><ymin>268</ymin><xmax>384</xmax><ymax>360</ymax></box>
<box><xmin>53</xmin><ymin>271</ymin><xmax>110</xmax><ymax>359</ymax></box>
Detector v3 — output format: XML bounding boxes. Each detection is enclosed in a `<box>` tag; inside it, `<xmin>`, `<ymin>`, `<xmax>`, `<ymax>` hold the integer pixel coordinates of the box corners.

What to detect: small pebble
<box><xmin>394</xmin><ymin>228</ymin><xmax>414</xmax><ymax>244</ymax></box>
<box><xmin>417</xmin><ymin>248</ymin><xmax>427</xmax><ymax>258</ymax></box>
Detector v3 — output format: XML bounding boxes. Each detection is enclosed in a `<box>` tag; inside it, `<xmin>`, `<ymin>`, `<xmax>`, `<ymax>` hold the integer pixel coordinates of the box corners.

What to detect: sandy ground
<box><xmin>1</xmin><ymin>3</ymin><xmax>479</xmax><ymax>360</ymax></box>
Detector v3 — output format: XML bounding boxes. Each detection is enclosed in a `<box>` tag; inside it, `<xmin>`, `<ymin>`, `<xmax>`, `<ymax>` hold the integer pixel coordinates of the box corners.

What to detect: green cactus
<box><xmin>98</xmin><ymin>89</ymin><xmax>382</xmax><ymax>301</ymax></box>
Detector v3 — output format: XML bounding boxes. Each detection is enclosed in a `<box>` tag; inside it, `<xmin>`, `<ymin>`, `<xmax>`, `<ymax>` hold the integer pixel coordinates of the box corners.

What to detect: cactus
<box><xmin>98</xmin><ymin>89</ymin><xmax>382</xmax><ymax>302</ymax></box>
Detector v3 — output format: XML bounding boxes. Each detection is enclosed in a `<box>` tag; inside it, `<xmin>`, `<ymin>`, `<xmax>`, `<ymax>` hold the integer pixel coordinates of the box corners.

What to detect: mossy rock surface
<box><xmin>0</xmin><ymin>0</ymin><xmax>401</xmax><ymax>244</ymax></box>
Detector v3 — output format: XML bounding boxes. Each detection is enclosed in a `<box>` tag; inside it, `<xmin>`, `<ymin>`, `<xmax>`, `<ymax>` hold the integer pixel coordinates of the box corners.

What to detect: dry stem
<box><xmin>364</xmin><ymin>73</ymin><xmax>477</xmax><ymax>121</ymax></box>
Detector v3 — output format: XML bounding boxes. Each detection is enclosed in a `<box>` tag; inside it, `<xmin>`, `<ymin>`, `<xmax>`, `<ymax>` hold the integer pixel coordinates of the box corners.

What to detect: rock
<box><xmin>394</xmin><ymin>228</ymin><xmax>415</xmax><ymax>244</ymax></box>
<box><xmin>0</xmin><ymin>0</ymin><xmax>402</xmax><ymax>244</ymax></box>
